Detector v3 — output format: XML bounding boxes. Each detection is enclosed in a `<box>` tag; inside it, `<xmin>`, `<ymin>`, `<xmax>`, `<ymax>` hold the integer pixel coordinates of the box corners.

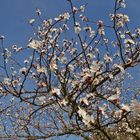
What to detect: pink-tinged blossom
<box><xmin>104</xmin><ymin>54</ymin><xmax>112</xmax><ymax>63</ymax></box>
<box><xmin>107</xmin><ymin>90</ymin><xmax>120</xmax><ymax>105</ymax></box>
<box><xmin>12</xmin><ymin>80</ymin><xmax>19</xmax><ymax>87</ymax></box>
<box><xmin>37</xmin><ymin>81</ymin><xmax>47</xmax><ymax>88</ymax></box>
<box><xmin>0</xmin><ymin>87</ymin><xmax>3</xmax><ymax>93</ymax></box>
<box><xmin>60</xmin><ymin>99</ymin><xmax>68</xmax><ymax>106</ymax></box>
<box><xmin>80</xmin><ymin>97</ymin><xmax>89</xmax><ymax>105</ymax></box>
<box><xmin>121</xmin><ymin>104</ymin><xmax>130</xmax><ymax>112</ymax></box>
<box><xmin>43</xmin><ymin>19</ymin><xmax>52</xmax><ymax>27</ymax></box>
<box><xmin>52</xmin><ymin>88</ymin><xmax>61</xmax><ymax>96</ymax></box>
<box><xmin>97</xmin><ymin>20</ymin><xmax>103</xmax><ymax>27</ymax></box>
<box><xmin>73</xmin><ymin>6</ymin><xmax>78</xmax><ymax>13</ymax></box>
<box><xmin>97</xmin><ymin>20</ymin><xmax>105</xmax><ymax>35</ymax></box>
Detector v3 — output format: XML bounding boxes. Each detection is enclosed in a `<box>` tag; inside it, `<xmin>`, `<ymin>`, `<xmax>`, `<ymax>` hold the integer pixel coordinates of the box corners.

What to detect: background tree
<box><xmin>0</xmin><ymin>0</ymin><xmax>140</xmax><ymax>139</ymax></box>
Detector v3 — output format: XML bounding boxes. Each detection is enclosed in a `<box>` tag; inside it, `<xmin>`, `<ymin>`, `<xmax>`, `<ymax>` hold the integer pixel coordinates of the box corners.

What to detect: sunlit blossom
<box><xmin>38</xmin><ymin>96</ymin><xmax>46</xmax><ymax>104</ymax></box>
<box><xmin>28</xmin><ymin>40</ymin><xmax>42</xmax><ymax>49</ymax></box>
<box><xmin>124</xmin><ymin>39</ymin><xmax>135</xmax><ymax>45</ymax></box>
<box><xmin>78</xmin><ymin>107</ymin><xmax>94</xmax><ymax>126</ymax></box>
<box><xmin>63</xmin><ymin>12</ymin><xmax>70</xmax><ymax>20</ymax></box>
<box><xmin>3</xmin><ymin>77</ymin><xmax>11</xmax><ymax>85</ymax></box>
<box><xmin>114</xmin><ymin>64</ymin><xmax>124</xmax><ymax>72</ymax></box>
<box><xmin>52</xmin><ymin>88</ymin><xmax>61</xmax><ymax>96</ymax></box>
<box><xmin>37</xmin><ymin>65</ymin><xmax>46</xmax><ymax>73</ymax></box>
<box><xmin>104</xmin><ymin>54</ymin><xmax>112</xmax><ymax>63</ymax></box>
<box><xmin>121</xmin><ymin>104</ymin><xmax>130</xmax><ymax>112</ymax></box>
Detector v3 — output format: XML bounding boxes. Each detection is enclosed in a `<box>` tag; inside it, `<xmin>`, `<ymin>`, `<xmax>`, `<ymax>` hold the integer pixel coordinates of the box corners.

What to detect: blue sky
<box><xmin>0</xmin><ymin>0</ymin><xmax>140</xmax><ymax>139</ymax></box>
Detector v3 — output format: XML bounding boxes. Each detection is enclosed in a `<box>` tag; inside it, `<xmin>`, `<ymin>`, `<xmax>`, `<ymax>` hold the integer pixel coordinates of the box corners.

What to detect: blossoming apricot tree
<box><xmin>0</xmin><ymin>0</ymin><xmax>140</xmax><ymax>139</ymax></box>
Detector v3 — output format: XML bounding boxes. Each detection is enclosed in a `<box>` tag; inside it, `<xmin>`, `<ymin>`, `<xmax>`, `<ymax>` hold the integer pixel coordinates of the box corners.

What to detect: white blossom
<box><xmin>36</xmin><ymin>8</ymin><xmax>41</xmax><ymax>16</ymax></box>
<box><xmin>50</xmin><ymin>61</ymin><xmax>58</xmax><ymax>71</ymax></box>
<box><xmin>19</xmin><ymin>67</ymin><xmax>27</xmax><ymax>75</ymax></box>
<box><xmin>60</xmin><ymin>99</ymin><xmax>68</xmax><ymax>106</ymax></box>
<box><xmin>3</xmin><ymin>77</ymin><xmax>11</xmax><ymax>85</ymax></box>
<box><xmin>0</xmin><ymin>35</ymin><xmax>5</xmax><ymax>40</ymax></box>
<box><xmin>104</xmin><ymin>54</ymin><xmax>112</xmax><ymax>63</ymax></box>
<box><xmin>29</xmin><ymin>19</ymin><xmax>35</xmax><ymax>24</ymax></box>
<box><xmin>108</xmin><ymin>94</ymin><xmax>120</xmax><ymax>101</ymax></box>
<box><xmin>28</xmin><ymin>40</ymin><xmax>42</xmax><ymax>49</ymax></box>
<box><xmin>52</xmin><ymin>88</ymin><xmax>61</xmax><ymax>96</ymax></box>
<box><xmin>80</xmin><ymin>5</ymin><xmax>85</xmax><ymax>12</ymax></box>
<box><xmin>113</xmin><ymin>110</ymin><xmax>123</xmax><ymax>118</ymax></box>
<box><xmin>75</xmin><ymin>26</ymin><xmax>81</xmax><ymax>34</ymax></box>
<box><xmin>123</xmin><ymin>14</ymin><xmax>130</xmax><ymax>22</ymax></box>
<box><xmin>78</xmin><ymin>107</ymin><xmax>94</xmax><ymax>126</ymax></box>
<box><xmin>114</xmin><ymin>64</ymin><xmax>124</xmax><ymax>72</ymax></box>
<box><xmin>90</xmin><ymin>30</ymin><xmax>95</xmax><ymax>38</ymax></box>
<box><xmin>63</xmin><ymin>12</ymin><xmax>70</xmax><ymax>20</ymax></box>
<box><xmin>124</xmin><ymin>39</ymin><xmax>135</xmax><ymax>45</ymax></box>
<box><xmin>80</xmin><ymin>97</ymin><xmax>89</xmax><ymax>105</ymax></box>
<box><xmin>90</xmin><ymin>61</ymin><xmax>101</xmax><ymax>73</ymax></box>
<box><xmin>121</xmin><ymin>104</ymin><xmax>130</xmax><ymax>112</ymax></box>
<box><xmin>38</xmin><ymin>96</ymin><xmax>46</xmax><ymax>104</ymax></box>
